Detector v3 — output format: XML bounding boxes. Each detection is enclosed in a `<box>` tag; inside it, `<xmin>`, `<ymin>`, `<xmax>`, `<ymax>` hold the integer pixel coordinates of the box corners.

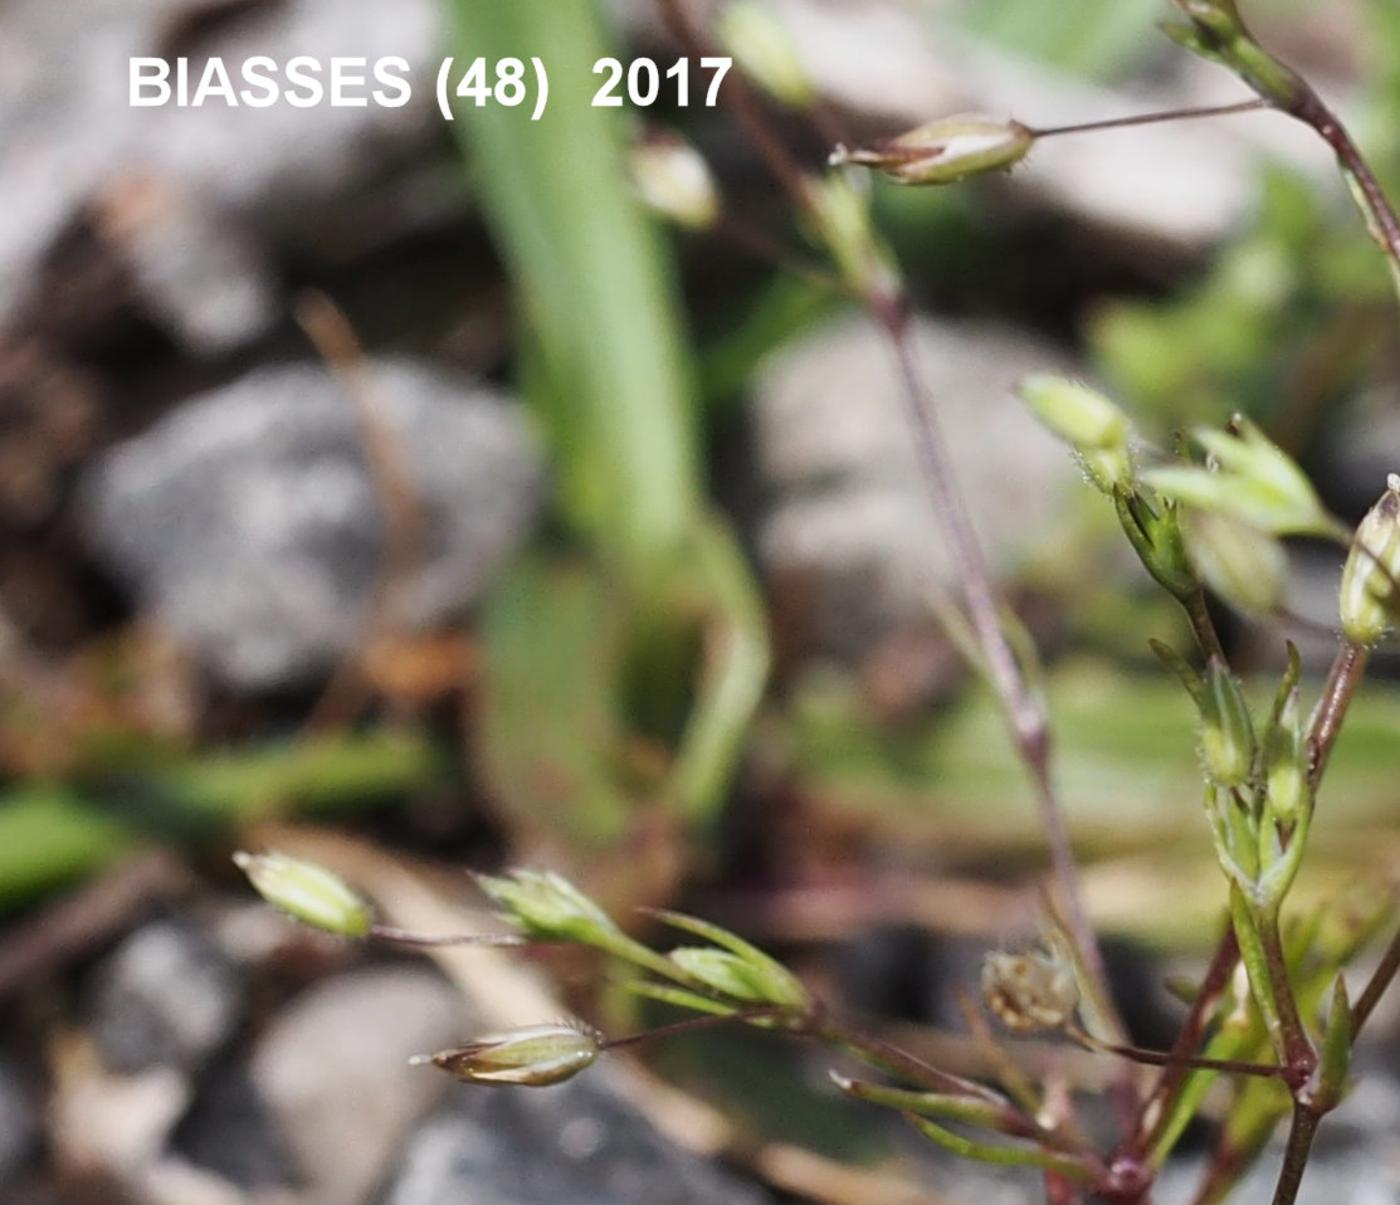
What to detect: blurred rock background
<box><xmin>2</xmin><ymin>1</ymin><xmax>1400</xmax><ymax>1202</ymax></box>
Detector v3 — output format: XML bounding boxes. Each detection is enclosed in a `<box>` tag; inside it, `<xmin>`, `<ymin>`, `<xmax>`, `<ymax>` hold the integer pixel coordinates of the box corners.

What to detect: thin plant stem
<box><xmin>1351</xmin><ymin>926</ymin><xmax>1400</xmax><ymax>1037</ymax></box>
<box><xmin>368</xmin><ymin>924</ymin><xmax>527</xmax><ymax>949</ymax></box>
<box><xmin>1286</xmin><ymin>90</ymin><xmax>1400</xmax><ymax>287</ymax></box>
<box><xmin>604</xmin><ymin>1005</ymin><xmax>785</xmax><ymax>1051</ymax></box>
<box><xmin>1308</xmin><ymin>642</ymin><xmax>1370</xmax><ymax>786</ymax></box>
<box><xmin>883</xmin><ymin>324</ymin><xmax>1121</xmax><ymax>1048</ymax></box>
<box><xmin>653</xmin><ymin>0</ymin><xmax>1125</xmax><ymax>1059</ymax></box>
<box><xmin>1066</xmin><ymin>1023</ymin><xmax>1281</xmax><ymax>1079</ymax></box>
<box><xmin>1182</xmin><ymin>589</ymin><xmax>1227</xmax><ymax>662</ymax></box>
<box><xmin>820</xmin><ymin>1018</ymin><xmax>1008</xmax><ymax>1104</ymax></box>
<box><xmin>1127</xmin><ymin>927</ymin><xmax>1240</xmax><ymax>1157</ymax></box>
<box><xmin>1029</xmin><ymin>98</ymin><xmax>1268</xmax><ymax>139</ymax></box>
<box><xmin>1271</xmin><ymin>1105</ymin><xmax>1321</xmax><ymax>1205</ymax></box>
<box><xmin>1256</xmin><ymin>910</ymin><xmax>1316</xmax><ymax>1089</ymax></box>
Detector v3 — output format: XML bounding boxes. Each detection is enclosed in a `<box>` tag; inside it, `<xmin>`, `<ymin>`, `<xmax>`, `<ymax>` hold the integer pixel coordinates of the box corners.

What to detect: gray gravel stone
<box><xmin>251</xmin><ymin>965</ymin><xmax>464</xmax><ymax>1205</ymax></box>
<box><xmin>89</xmin><ymin>919</ymin><xmax>243</xmax><ymax>1074</ymax></box>
<box><xmin>82</xmin><ymin>360</ymin><xmax>544</xmax><ymax>689</ymax></box>
<box><xmin>0</xmin><ymin>0</ymin><xmax>446</xmax><ymax>349</ymax></box>
<box><xmin>378</xmin><ymin>1067</ymin><xmax>770</xmax><ymax>1205</ymax></box>
<box><xmin>754</xmin><ymin>315</ymin><xmax>1079</xmax><ymax>657</ymax></box>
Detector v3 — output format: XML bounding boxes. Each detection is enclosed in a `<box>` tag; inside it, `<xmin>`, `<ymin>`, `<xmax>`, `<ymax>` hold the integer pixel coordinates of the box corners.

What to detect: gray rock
<box><xmin>89</xmin><ymin>919</ymin><xmax>243</xmax><ymax>1074</ymax></box>
<box><xmin>0</xmin><ymin>0</ymin><xmax>445</xmax><ymax>348</ymax></box>
<box><xmin>251</xmin><ymin>965</ymin><xmax>464</xmax><ymax>1205</ymax></box>
<box><xmin>0</xmin><ymin>1062</ymin><xmax>38</xmax><ymax>1186</ymax></box>
<box><xmin>173</xmin><ymin>1062</ymin><xmax>295</xmax><ymax>1191</ymax></box>
<box><xmin>754</xmin><ymin>316</ymin><xmax>1078</xmax><ymax>657</ymax></box>
<box><xmin>378</xmin><ymin>1067</ymin><xmax>770</xmax><ymax>1205</ymax></box>
<box><xmin>83</xmin><ymin>360</ymin><xmax>544</xmax><ymax>689</ymax></box>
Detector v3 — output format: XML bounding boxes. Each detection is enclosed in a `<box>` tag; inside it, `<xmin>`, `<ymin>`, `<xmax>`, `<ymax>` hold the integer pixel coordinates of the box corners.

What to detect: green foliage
<box><xmin>450</xmin><ymin>0</ymin><xmax>769</xmax><ymax>841</ymax></box>
<box><xmin>0</xmin><ymin>730</ymin><xmax>441</xmax><ymax>910</ymax></box>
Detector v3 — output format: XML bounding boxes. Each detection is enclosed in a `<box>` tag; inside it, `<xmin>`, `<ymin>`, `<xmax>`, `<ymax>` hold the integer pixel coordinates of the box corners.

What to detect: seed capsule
<box><xmin>414</xmin><ymin>1023</ymin><xmax>602</xmax><ymax>1087</ymax></box>
<box><xmin>1339</xmin><ymin>475</ymin><xmax>1400</xmax><ymax>645</ymax></box>
<box><xmin>833</xmin><ymin>115</ymin><xmax>1034</xmax><ymax>187</ymax></box>
<box><xmin>233</xmin><ymin>851</ymin><xmax>373</xmax><ymax>939</ymax></box>
<box><xmin>981</xmin><ymin>949</ymin><xmax>1078</xmax><ymax>1033</ymax></box>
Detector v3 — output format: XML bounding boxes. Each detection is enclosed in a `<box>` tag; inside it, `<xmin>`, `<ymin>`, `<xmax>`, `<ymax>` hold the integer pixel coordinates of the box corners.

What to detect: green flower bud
<box><xmin>833</xmin><ymin>115</ymin><xmax>1034</xmax><ymax>187</ymax></box>
<box><xmin>1316</xmin><ymin>975</ymin><xmax>1352</xmax><ymax>1111</ymax></box>
<box><xmin>1176</xmin><ymin>0</ymin><xmax>1242</xmax><ymax>39</ymax></box>
<box><xmin>1116</xmin><ymin>489</ymin><xmax>1196</xmax><ymax>600</ymax></box>
<box><xmin>650</xmin><ymin>908</ymin><xmax>809</xmax><ymax>1010</ymax></box>
<box><xmin>1263</xmin><ymin>684</ymin><xmax>1307</xmax><ymax>825</ymax></box>
<box><xmin>630</xmin><ymin>132</ymin><xmax>720</xmax><ymax>231</ymax></box>
<box><xmin>1015</xmin><ymin>375</ymin><xmax>1134</xmax><ymax>494</ymax></box>
<box><xmin>1018</xmin><ymin>375</ymin><xmax>1128</xmax><ymax>450</ymax></box>
<box><xmin>233</xmin><ymin>851</ymin><xmax>373</xmax><ymax>938</ymax></box>
<box><xmin>1143</xmin><ymin>417</ymin><xmax>1337</xmax><ymax>538</ymax></box>
<box><xmin>413</xmin><ymin>1022</ymin><xmax>601</xmax><ymax>1087</ymax></box>
<box><xmin>1199</xmin><ymin>658</ymin><xmax>1255</xmax><ymax>788</ymax></box>
<box><xmin>804</xmin><ymin>173</ymin><xmax>901</xmax><ymax>301</ymax></box>
<box><xmin>717</xmin><ymin>2</ymin><xmax>815</xmax><ymax>109</ymax></box>
<box><xmin>668</xmin><ymin>948</ymin><xmax>773</xmax><ymax>1003</ymax></box>
<box><xmin>1182</xmin><ymin>509</ymin><xmax>1286</xmax><ymax>615</ymax></box>
<box><xmin>1339</xmin><ymin>475</ymin><xmax>1400</xmax><ymax>645</ymax></box>
<box><xmin>476</xmin><ymin>869</ymin><xmax>620</xmax><ymax>947</ymax></box>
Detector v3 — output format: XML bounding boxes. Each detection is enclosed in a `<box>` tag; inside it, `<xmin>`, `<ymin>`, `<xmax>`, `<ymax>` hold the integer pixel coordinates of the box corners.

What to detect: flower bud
<box><xmin>414</xmin><ymin>1023</ymin><xmax>601</xmax><ymax>1087</ymax></box>
<box><xmin>1199</xmin><ymin>658</ymin><xmax>1256</xmax><ymax>788</ymax></box>
<box><xmin>1176</xmin><ymin>0</ymin><xmax>1242</xmax><ymax>39</ymax></box>
<box><xmin>233</xmin><ymin>851</ymin><xmax>373</xmax><ymax>938</ymax></box>
<box><xmin>833</xmin><ymin>115</ymin><xmax>1033</xmax><ymax>187</ymax></box>
<box><xmin>717</xmin><ymin>2</ymin><xmax>815</xmax><ymax>109</ymax></box>
<box><xmin>475</xmin><ymin>869</ymin><xmax>620</xmax><ymax>947</ymax></box>
<box><xmin>1016</xmin><ymin>375</ymin><xmax>1133</xmax><ymax>494</ymax></box>
<box><xmin>1316</xmin><ymin>975</ymin><xmax>1352</xmax><ymax>1111</ymax></box>
<box><xmin>1144</xmin><ymin>417</ymin><xmax>1336</xmax><ymax>537</ymax></box>
<box><xmin>803</xmin><ymin>173</ymin><xmax>901</xmax><ymax>301</ymax></box>
<box><xmin>1182</xmin><ymin>509</ymin><xmax>1286</xmax><ymax>615</ymax></box>
<box><xmin>1339</xmin><ymin>475</ymin><xmax>1400</xmax><ymax>645</ymax></box>
<box><xmin>981</xmin><ymin>949</ymin><xmax>1078</xmax><ymax>1033</ymax></box>
<box><xmin>1018</xmin><ymin>376</ymin><xmax>1127</xmax><ymax>450</ymax></box>
<box><xmin>1115</xmin><ymin>489</ymin><xmax>1196</xmax><ymax>601</ymax></box>
<box><xmin>1263</xmin><ymin>684</ymin><xmax>1307</xmax><ymax>825</ymax></box>
<box><xmin>630</xmin><ymin>132</ymin><xmax>720</xmax><ymax>231</ymax></box>
<box><xmin>651</xmin><ymin>908</ymin><xmax>809</xmax><ymax>1009</ymax></box>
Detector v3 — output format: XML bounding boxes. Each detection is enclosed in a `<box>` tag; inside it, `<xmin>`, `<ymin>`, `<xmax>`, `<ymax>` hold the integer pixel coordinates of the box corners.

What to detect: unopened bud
<box><xmin>1018</xmin><ymin>375</ymin><xmax>1128</xmax><ymax>450</ymax></box>
<box><xmin>981</xmin><ymin>949</ymin><xmax>1078</xmax><ymax>1033</ymax></box>
<box><xmin>475</xmin><ymin>869</ymin><xmax>620</xmax><ymax>947</ymax></box>
<box><xmin>1183</xmin><ymin>509</ymin><xmax>1286</xmax><ymax>615</ymax></box>
<box><xmin>233</xmin><ymin>851</ymin><xmax>373</xmax><ymax>938</ymax></box>
<box><xmin>1116</xmin><ymin>489</ymin><xmax>1196</xmax><ymax>600</ymax></box>
<box><xmin>413</xmin><ymin>1022</ymin><xmax>601</xmax><ymax>1087</ymax></box>
<box><xmin>1339</xmin><ymin>476</ymin><xmax>1400</xmax><ymax>645</ymax></box>
<box><xmin>1199</xmin><ymin>658</ymin><xmax>1255</xmax><ymax>788</ymax></box>
<box><xmin>717</xmin><ymin>2</ymin><xmax>815</xmax><ymax>109</ymax></box>
<box><xmin>631</xmin><ymin>132</ymin><xmax>720</xmax><ymax>231</ymax></box>
<box><xmin>1316</xmin><ymin>975</ymin><xmax>1352</xmax><ymax>1110</ymax></box>
<box><xmin>1144</xmin><ymin>417</ymin><xmax>1337</xmax><ymax>538</ymax></box>
<box><xmin>834</xmin><ymin>115</ymin><xmax>1033</xmax><ymax>187</ymax></box>
<box><xmin>1176</xmin><ymin>0</ymin><xmax>1243</xmax><ymax>39</ymax></box>
<box><xmin>804</xmin><ymin>173</ymin><xmax>901</xmax><ymax>301</ymax></box>
<box><xmin>651</xmin><ymin>908</ymin><xmax>810</xmax><ymax>1010</ymax></box>
<box><xmin>1263</xmin><ymin>686</ymin><xmax>1307</xmax><ymax>825</ymax></box>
